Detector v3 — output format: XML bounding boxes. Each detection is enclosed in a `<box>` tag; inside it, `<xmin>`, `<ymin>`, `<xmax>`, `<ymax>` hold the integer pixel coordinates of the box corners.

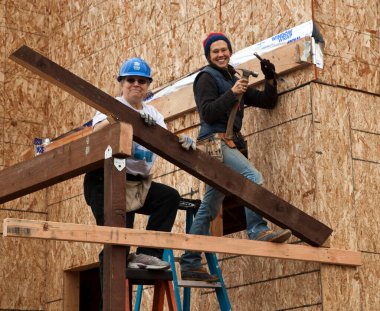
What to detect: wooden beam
<box><xmin>150</xmin><ymin>37</ymin><xmax>313</xmax><ymax>120</ymax></box>
<box><xmin>3</xmin><ymin>219</ymin><xmax>362</xmax><ymax>267</ymax></box>
<box><xmin>9</xmin><ymin>45</ymin><xmax>331</xmax><ymax>246</ymax></box>
<box><xmin>0</xmin><ymin>122</ymin><xmax>132</xmax><ymax>204</ymax></box>
<box><xmin>103</xmin><ymin>156</ymin><xmax>127</xmax><ymax>311</ymax></box>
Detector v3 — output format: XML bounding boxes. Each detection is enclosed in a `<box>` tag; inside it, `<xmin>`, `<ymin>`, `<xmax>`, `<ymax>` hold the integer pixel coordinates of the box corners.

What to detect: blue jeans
<box><xmin>180</xmin><ymin>140</ymin><xmax>269</xmax><ymax>271</ymax></box>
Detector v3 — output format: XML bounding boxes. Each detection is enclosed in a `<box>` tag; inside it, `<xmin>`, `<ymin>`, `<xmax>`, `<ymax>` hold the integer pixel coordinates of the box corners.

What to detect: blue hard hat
<box><xmin>117</xmin><ymin>57</ymin><xmax>153</xmax><ymax>82</ymax></box>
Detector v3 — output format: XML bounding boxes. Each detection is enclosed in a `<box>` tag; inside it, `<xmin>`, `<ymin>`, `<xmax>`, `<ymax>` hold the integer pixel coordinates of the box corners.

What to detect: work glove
<box><xmin>139</xmin><ymin>111</ymin><xmax>156</xmax><ymax>126</ymax></box>
<box><xmin>260</xmin><ymin>59</ymin><xmax>276</xmax><ymax>80</ymax></box>
<box><xmin>178</xmin><ymin>134</ymin><xmax>196</xmax><ymax>151</ymax></box>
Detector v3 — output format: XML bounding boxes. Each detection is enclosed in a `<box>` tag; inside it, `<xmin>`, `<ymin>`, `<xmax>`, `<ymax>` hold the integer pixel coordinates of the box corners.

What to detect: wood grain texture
<box><xmin>3</xmin><ymin>218</ymin><xmax>361</xmax><ymax>266</ymax></box>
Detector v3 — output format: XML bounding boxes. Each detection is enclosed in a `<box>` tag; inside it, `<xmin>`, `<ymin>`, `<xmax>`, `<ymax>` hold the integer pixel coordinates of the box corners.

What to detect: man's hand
<box><xmin>140</xmin><ymin>111</ymin><xmax>156</xmax><ymax>126</ymax></box>
<box><xmin>178</xmin><ymin>134</ymin><xmax>196</xmax><ymax>150</ymax></box>
<box><xmin>260</xmin><ymin>59</ymin><xmax>276</xmax><ymax>80</ymax></box>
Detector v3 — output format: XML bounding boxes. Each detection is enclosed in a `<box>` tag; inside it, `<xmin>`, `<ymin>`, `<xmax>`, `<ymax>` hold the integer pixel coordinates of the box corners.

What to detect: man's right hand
<box><xmin>231</xmin><ymin>78</ymin><xmax>248</xmax><ymax>95</ymax></box>
<box><xmin>140</xmin><ymin>111</ymin><xmax>156</xmax><ymax>126</ymax></box>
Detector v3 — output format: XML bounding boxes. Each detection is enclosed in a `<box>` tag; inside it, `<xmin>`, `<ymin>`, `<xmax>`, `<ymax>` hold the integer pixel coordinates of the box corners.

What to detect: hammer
<box><xmin>225</xmin><ymin>69</ymin><xmax>258</xmax><ymax>140</ymax></box>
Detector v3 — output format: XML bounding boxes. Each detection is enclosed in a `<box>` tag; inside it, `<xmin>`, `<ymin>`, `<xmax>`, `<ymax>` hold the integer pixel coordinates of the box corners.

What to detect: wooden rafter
<box><xmin>8</xmin><ymin>45</ymin><xmax>332</xmax><ymax>246</ymax></box>
<box><xmin>2</xmin><ymin>218</ymin><xmax>361</xmax><ymax>267</ymax></box>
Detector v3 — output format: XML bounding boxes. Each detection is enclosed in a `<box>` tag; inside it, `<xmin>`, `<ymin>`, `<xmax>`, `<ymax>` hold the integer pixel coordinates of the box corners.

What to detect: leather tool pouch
<box><xmin>197</xmin><ymin>136</ymin><xmax>224</xmax><ymax>162</ymax></box>
<box><xmin>125</xmin><ymin>174</ymin><xmax>152</xmax><ymax>212</ymax></box>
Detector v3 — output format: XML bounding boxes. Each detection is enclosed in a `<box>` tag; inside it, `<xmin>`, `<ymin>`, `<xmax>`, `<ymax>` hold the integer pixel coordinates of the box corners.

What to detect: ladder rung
<box><xmin>177</xmin><ymin>280</ymin><xmax>222</xmax><ymax>288</ymax></box>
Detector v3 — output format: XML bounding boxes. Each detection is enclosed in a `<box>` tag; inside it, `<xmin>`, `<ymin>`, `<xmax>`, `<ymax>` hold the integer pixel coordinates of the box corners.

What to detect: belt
<box><xmin>215</xmin><ymin>132</ymin><xmax>236</xmax><ymax>148</ymax></box>
<box><xmin>127</xmin><ymin>174</ymin><xmax>144</xmax><ymax>181</ymax></box>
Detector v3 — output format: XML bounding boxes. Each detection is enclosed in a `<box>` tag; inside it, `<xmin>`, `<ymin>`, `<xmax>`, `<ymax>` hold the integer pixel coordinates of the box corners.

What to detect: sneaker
<box><xmin>181</xmin><ymin>267</ymin><xmax>219</xmax><ymax>283</ymax></box>
<box><xmin>127</xmin><ymin>253</ymin><xmax>171</xmax><ymax>270</ymax></box>
<box><xmin>254</xmin><ymin>229</ymin><xmax>292</xmax><ymax>243</ymax></box>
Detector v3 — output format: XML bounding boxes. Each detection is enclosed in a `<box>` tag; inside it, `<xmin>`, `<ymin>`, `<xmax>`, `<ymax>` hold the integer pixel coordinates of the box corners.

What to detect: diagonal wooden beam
<box><xmin>0</xmin><ymin>122</ymin><xmax>132</xmax><ymax>204</ymax></box>
<box><xmin>3</xmin><ymin>219</ymin><xmax>361</xmax><ymax>267</ymax></box>
<box><xmin>9</xmin><ymin>45</ymin><xmax>332</xmax><ymax>246</ymax></box>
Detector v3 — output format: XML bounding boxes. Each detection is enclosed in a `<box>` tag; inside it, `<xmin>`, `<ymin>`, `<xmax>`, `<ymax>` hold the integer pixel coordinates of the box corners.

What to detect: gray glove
<box><xmin>139</xmin><ymin>111</ymin><xmax>156</xmax><ymax>126</ymax></box>
<box><xmin>178</xmin><ymin>134</ymin><xmax>196</xmax><ymax>150</ymax></box>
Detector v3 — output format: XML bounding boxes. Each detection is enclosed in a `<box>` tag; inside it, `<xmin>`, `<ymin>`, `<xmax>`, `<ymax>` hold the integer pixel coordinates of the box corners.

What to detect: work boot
<box><xmin>254</xmin><ymin>229</ymin><xmax>292</xmax><ymax>243</ymax></box>
<box><xmin>127</xmin><ymin>253</ymin><xmax>170</xmax><ymax>270</ymax></box>
<box><xmin>181</xmin><ymin>267</ymin><xmax>219</xmax><ymax>282</ymax></box>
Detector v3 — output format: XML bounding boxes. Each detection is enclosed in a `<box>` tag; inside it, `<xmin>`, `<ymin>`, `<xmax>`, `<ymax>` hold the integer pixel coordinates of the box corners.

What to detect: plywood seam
<box><xmin>222</xmin><ymin>270</ymin><xmax>320</xmax><ymax>290</ymax></box>
<box><xmin>248</xmin><ymin>113</ymin><xmax>313</xmax><ymax>136</ymax></box>
<box><xmin>352</xmin><ymin>157</ymin><xmax>380</xmax><ymax>165</ymax></box>
<box><xmin>313</xmin><ymin>80</ymin><xmax>380</xmax><ymax>97</ymax></box>
<box><xmin>0</xmin><ymin>208</ymin><xmax>47</xmax><ymax>215</ymax></box>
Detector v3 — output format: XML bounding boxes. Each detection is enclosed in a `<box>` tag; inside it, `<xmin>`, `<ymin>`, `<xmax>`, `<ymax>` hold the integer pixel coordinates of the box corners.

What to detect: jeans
<box><xmin>180</xmin><ymin>140</ymin><xmax>269</xmax><ymax>271</ymax></box>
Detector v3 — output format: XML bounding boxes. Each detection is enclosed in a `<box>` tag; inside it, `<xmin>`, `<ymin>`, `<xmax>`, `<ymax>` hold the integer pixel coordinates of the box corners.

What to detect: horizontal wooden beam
<box><xmin>0</xmin><ymin>122</ymin><xmax>132</xmax><ymax>204</ymax></box>
<box><xmin>3</xmin><ymin>219</ymin><xmax>361</xmax><ymax>267</ymax></box>
<box><xmin>150</xmin><ymin>37</ymin><xmax>313</xmax><ymax>120</ymax></box>
<box><xmin>9</xmin><ymin>45</ymin><xmax>331</xmax><ymax>246</ymax></box>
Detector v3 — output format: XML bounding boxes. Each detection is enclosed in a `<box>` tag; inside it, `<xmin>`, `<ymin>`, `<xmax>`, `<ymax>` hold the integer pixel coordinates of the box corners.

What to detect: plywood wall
<box><xmin>0</xmin><ymin>1</ymin><xmax>50</xmax><ymax>310</ymax></box>
<box><xmin>0</xmin><ymin>0</ymin><xmax>379</xmax><ymax>310</ymax></box>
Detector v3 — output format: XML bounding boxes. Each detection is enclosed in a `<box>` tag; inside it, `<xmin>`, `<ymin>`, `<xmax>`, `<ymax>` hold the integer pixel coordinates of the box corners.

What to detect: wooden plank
<box><xmin>3</xmin><ymin>219</ymin><xmax>362</xmax><ymax>267</ymax></box>
<box><xmin>9</xmin><ymin>45</ymin><xmax>331</xmax><ymax>246</ymax></box>
<box><xmin>44</xmin><ymin>126</ymin><xmax>92</xmax><ymax>152</ymax></box>
<box><xmin>0</xmin><ymin>122</ymin><xmax>132</xmax><ymax>204</ymax></box>
<box><xmin>150</xmin><ymin>37</ymin><xmax>313</xmax><ymax>120</ymax></box>
<box><xmin>102</xmin><ymin>156</ymin><xmax>127</xmax><ymax>311</ymax></box>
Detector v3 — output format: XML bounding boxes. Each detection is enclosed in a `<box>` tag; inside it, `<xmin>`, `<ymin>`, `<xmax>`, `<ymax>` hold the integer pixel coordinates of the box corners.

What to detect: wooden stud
<box><xmin>3</xmin><ymin>218</ymin><xmax>362</xmax><ymax>267</ymax></box>
<box><xmin>9</xmin><ymin>45</ymin><xmax>332</xmax><ymax>246</ymax></box>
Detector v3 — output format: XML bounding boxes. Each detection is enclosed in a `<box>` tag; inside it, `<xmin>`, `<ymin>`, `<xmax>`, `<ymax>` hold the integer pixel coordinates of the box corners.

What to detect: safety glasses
<box><xmin>125</xmin><ymin>77</ymin><xmax>149</xmax><ymax>85</ymax></box>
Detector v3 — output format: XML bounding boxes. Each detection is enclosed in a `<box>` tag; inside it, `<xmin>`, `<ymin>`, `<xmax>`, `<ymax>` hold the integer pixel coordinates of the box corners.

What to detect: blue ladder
<box><xmin>134</xmin><ymin>199</ymin><xmax>231</xmax><ymax>311</ymax></box>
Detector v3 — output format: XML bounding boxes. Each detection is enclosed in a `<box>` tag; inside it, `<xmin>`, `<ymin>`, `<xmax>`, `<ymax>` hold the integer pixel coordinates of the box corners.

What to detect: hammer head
<box><xmin>238</xmin><ymin>68</ymin><xmax>258</xmax><ymax>78</ymax></box>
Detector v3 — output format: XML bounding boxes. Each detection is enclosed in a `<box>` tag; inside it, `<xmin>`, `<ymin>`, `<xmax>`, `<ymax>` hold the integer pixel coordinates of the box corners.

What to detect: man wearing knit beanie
<box><xmin>180</xmin><ymin>32</ymin><xmax>291</xmax><ymax>282</ymax></box>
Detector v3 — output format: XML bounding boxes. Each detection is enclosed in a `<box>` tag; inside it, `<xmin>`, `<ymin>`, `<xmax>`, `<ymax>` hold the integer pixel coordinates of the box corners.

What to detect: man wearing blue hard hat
<box><xmin>84</xmin><ymin>58</ymin><xmax>185</xmax><ymax>307</ymax></box>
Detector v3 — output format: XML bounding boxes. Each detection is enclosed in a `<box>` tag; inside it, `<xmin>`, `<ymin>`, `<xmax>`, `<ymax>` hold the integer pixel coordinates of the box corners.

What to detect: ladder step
<box><xmin>177</xmin><ymin>280</ymin><xmax>222</xmax><ymax>288</ymax></box>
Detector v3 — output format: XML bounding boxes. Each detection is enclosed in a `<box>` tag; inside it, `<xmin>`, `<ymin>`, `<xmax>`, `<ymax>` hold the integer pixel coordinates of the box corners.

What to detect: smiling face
<box><xmin>209</xmin><ymin>40</ymin><xmax>231</xmax><ymax>69</ymax></box>
<box><xmin>120</xmin><ymin>76</ymin><xmax>150</xmax><ymax>109</ymax></box>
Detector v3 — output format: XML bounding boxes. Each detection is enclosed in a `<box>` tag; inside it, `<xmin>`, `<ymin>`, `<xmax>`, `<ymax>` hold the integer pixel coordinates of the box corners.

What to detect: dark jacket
<box><xmin>194</xmin><ymin>63</ymin><xmax>278</xmax><ymax>140</ymax></box>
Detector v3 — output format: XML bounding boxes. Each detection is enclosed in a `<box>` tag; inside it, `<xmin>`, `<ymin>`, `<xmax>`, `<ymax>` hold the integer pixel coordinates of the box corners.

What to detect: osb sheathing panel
<box><xmin>320</xmin><ymin>264</ymin><xmax>361</xmax><ymax>310</ymax></box>
<box><xmin>359</xmin><ymin>253</ymin><xmax>380</xmax><ymax>309</ymax></box>
<box><xmin>5</xmin><ymin>2</ymin><xmax>48</xmax><ymax>35</ymax></box>
<box><xmin>352</xmin><ymin>131</ymin><xmax>380</xmax><ymax>164</ymax></box>
<box><xmin>349</xmin><ymin>91</ymin><xmax>380</xmax><ymax>134</ymax></box>
<box><xmin>45</xmin><ymin>196</ymin><xmax>101</xmax><ymax>301</ymax></box>
<box><xmin>3</xmin><ymin>75</ymin><xmax>49</xmax><ymax>123</ymax></box>
<box><xmin>125</xmin><ymin>0</ymin><xmax>187</xmax><ymax>45</ymax></box>
<box><xmin>220</xmin><ymin>255</ymin><xmax>319</xmax><ymax>288</ymax></box>
<box><xmin>47</xmin><ymin>175</ymin><xmax>85</xmax><ymax>205</ymax></box>
<box><xmin>45</xmin><ymin>300</ymin><xmax>63</xmax><ymax>311</ymax></box>
<box><xmin>247</xmin><ymin>115</ymin><xmax>317</xmax><ymax>222</ymax></box>
<box><xmin>185</xmin><ymin>8</ymin><xmax>220</xmax><ymax>73</ymax></box>
<box><xmin>4</xmin><ymin>118</ymin><xmax>46</xmax><ymax>145</ymax></box>
<box><xmin>353</xmin><ymin>161</ymin><xmax>380</xmax><ymax>253</ymax></box>
<box><xmin>0</xmin><ymin>210</ymin><xmax>46</xmax><ymax>310</ymax></box>
<box><xmin>0</xmin><ymin>25</ymin><xmax>5</xmax><ymax>85</ymax></box>
<box><xmin>315</xmin><ymin>23</ymin><xmax>380</xmax><ymax>94</ymax></box>
<box><xmin>312</xmin><ymin>83</ymin><xmax>357</xmax><ymax>249</ymax></box>
<box><xmin>4</xmin><ymin>27</ymin><xmax>48</xmax><ymax>77</ymax></box>
<box><xmin>204</xmin><ymin>271</ymin><xmax>321</xmax><ymax>311</ymax></box>
<box><xmin>1</xmin><ymin>189</ymin><xmax>46</xmax><ymax>213</ymax></box>
<box><xmin>243</xmin><ymin>84</ymin><xmax>311</xmax><ymax>134</ymax></box>
<box><xmin>271</xmin><ymin>0</ymin><xmax>312</xmax><ymax>36</ymax></box>
<box><xmin>134</xmin><ymin>23</ymin><xmax>191</xmax><ymax>87</ymax></box>
<box><xmin>166</xmin><ymin>110</ymin><xmax>201</xmax><ymax>134</ymax></box>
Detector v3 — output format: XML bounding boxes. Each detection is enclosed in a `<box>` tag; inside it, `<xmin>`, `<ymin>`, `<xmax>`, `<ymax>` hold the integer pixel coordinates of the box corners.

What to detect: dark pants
<box><xmin>83</xmin><ymin>169</ymin><xmax>179</xmax><ymax>309</ymax></box>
